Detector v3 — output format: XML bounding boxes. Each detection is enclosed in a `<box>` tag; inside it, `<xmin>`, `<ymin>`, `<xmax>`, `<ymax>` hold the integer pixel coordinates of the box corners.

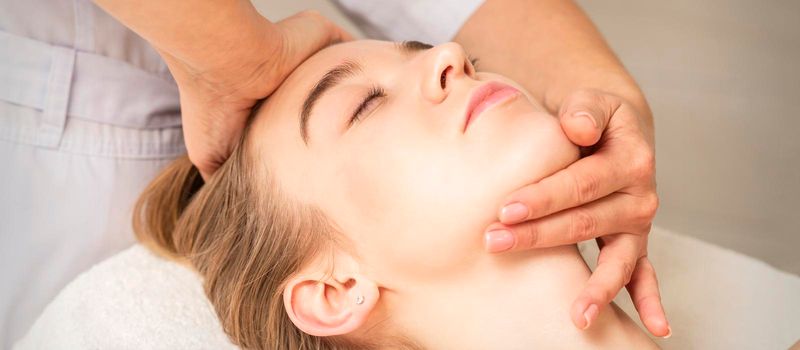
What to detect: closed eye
<box><xmin>348</xmin><ymin>86</ymin><xmax>386</xmax><ymax>127</ymax></box>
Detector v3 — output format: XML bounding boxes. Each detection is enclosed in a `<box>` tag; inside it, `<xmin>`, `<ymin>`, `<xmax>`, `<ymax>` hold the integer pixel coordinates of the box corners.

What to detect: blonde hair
<box><xmin>132</xmin><ymin>119</ymin><xmax>421</xmax><ymax>349</ymax></box>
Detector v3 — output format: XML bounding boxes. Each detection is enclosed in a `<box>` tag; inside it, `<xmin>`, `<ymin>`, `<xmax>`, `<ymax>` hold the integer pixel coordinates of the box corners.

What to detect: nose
<box><xmin>420</xmin><ymin>42</ymin><xmax>476</xmax><ymax>104</ymax></box>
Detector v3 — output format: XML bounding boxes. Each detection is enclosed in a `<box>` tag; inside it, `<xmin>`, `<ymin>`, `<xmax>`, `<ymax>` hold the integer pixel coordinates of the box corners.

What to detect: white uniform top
<box><xmin>0</xmin><ymin>0</ymin><xmax>482</xmax><ymax>346</ymax></box>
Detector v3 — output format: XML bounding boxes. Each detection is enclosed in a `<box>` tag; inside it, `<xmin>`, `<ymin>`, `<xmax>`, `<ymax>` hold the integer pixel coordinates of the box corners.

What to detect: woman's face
<box><xmin>251</xmin><ymin>40</ymin><xmax>578</xmax><ymax>285</ymax></box>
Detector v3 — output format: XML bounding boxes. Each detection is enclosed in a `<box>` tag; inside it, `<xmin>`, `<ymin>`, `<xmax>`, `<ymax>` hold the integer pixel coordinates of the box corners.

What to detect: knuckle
<box><xmin>589</xmin><ymin>282</ymin><xmax>616</xmax><ymax>303</ymax></box>
<box><xmin>632</xmin><ymin>149</ymin><xmax>656</xmax><ymax>180</ymax></box>
<box><xmin>635</xmin><ymin>293</ymin><xmax>661</xmax><ymax>308</ymax></box>
<box><xmin>638</xmin><ymin>258</ymin><xmax>656</xmax><ymax>276</ymax></box>
<box><xmin>583</xmin><ymin>282</ymin><xmax>608</xmax><ymax>302</ymax></box>
<box><xmin>577</xmin><ymin>92</ymin><xmax>606</xmax><ymax>115</ymax></box>
<box><xmin>588</xmin><ymin>91</ymin><xmax>606</xmax><ymax>108</ymax></box>
<box><xmin>575</xmin><ymin>88</ymin><xmax>601</xmax><ymax>102</ymax></box>
<box><xmin>630</xmin><ymin>195</ymin><xmax>659</xmax><ymax>230</ymax></box>
<box><xmin>570</xmin><ymin>171</ymin><xmax>600</xmax><ymax>204</ymax></box>
<box><xmin>569</xmin><ymin>209</ymin><xmax>597</xmax><ymax>241</ymax></box>
<box><xmin>535</xmin><ymin>190</ymin><xmax>554</xmax><ymax>217</ymax></box>
<box><xmin>564</xmin><ymin>89</ymin><xmax>602</xmax><ymax>115</ymax></box>
<box><xmin>518</xmin><ymin>223</ymin><xmax>540</xmax><ymax>248</ymax></box>
<box><xmin>639</xmin><ymin>194</ymin><xmax>660</xmax><ymax>222</ymax></box>
<box><xmin>618</xmin><ymin>259</ymin><xmax>636</xmax><ymax>285</ymax></box>
<box><xmin>629</xmin><ymin>258</ymin><xmax>659</xmax><ymax>288</ymax></box>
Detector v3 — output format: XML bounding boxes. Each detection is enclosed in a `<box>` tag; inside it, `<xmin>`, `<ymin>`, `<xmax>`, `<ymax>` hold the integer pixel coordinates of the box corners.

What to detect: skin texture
<box><xmin>454</xmin><ymin>0</ymin><xmax>666</xmax><ymax>336</ymax></box>
<box><xmin>249</xmin><ymin>40</ymin><xmax>657</xmax><ymax>349</ymax></box>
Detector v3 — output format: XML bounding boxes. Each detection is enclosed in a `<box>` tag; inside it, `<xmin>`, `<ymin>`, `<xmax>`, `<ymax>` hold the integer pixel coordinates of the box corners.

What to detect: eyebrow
<box><xmin>300</xmin><ymin>40</ymin><xmax>434</xmax><ymax>144</ymax></box>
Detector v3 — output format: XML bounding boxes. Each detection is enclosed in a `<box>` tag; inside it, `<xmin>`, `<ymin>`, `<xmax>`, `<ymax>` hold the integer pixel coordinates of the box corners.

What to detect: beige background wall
<box><xmin>254</xmin><ymin>0</ymin><xmax>800</xmax><ymax>275</ymax></box>
<box><xmin>574</xmin><ymin>0</ymin><xmax>800</xmax><ymax>275</ymax></box>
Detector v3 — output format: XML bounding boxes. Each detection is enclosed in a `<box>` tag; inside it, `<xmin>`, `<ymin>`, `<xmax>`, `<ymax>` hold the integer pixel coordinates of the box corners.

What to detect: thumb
<box><xmin>275</xmin><ymin>10</ymin><xmax>354</xmax><ymax>68</ymax></box>
<box><xmin>558</xmin><ymin>90</ymin><xmax>618</xmax><ymax>147</ymax></box>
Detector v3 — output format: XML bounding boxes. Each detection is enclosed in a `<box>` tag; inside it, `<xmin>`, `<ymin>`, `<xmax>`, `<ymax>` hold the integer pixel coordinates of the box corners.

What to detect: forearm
<box><xmin>93</xmin><ymin>0</ymin><xmax>277</xmax><ymax>71</ymax></box>
<box><xmin>454</xmin><ymin>0</ymin><xmax>652</xmax><ymax>130</ymax></box>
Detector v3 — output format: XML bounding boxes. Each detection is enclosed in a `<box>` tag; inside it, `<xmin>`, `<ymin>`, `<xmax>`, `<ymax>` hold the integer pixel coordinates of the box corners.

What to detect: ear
<box><xmin>283</xmin><ymin>270</ymin><xmax>379</xmax><ymax>337</ymax></box>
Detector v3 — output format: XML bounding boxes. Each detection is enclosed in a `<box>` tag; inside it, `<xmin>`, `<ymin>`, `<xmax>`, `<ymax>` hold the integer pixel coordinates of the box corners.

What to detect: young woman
<box><xmin>135</xmin><ymin>40</ymin><xmax>657</xmax><ymax>349</ymax></box>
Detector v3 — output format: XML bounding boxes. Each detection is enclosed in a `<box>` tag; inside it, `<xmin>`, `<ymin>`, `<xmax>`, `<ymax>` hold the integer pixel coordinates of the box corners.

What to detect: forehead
<box><xmin>246</xmin><ymin>40</ymin><xmax>400</xmax><ymax>198</ymax></box>
<box><xmin>253</xmin><ymin>41</ymin><xmax>394</xmax><ymax>124</ymax></box>
<box><xmin>250</xmin><ymin>40</ymin><xmax>402</xmax><ymax>140</ymax></box>
<box><xmin>285</xmin><ymin>40</ymin><xmax>398</xmax><ymax>96</ymax></box>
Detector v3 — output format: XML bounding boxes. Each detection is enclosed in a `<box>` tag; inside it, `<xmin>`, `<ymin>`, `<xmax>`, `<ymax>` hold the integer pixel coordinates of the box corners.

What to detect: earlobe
<box><xmin>283</xmin><ymin>273</ymin><xmax>379</xmax><ymax>337</ymax></box>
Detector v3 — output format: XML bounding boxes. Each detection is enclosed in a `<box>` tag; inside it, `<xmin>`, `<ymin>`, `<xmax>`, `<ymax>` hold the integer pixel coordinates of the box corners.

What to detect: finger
<box><xmin>628</xmin><ymin>256</ymin><xmax>671</xmax><ymax>338</ymax></box>
<box><xmin>570</xmin><ymin>234</ymin><xmax>641</xmax><ymax>330</ymax></box>
<box><xmin>334</xmin><ymin>24</ymin><xmax>356</xmax><ymax>42</ymax></box>
<box><xmin>276</xmin><ymin>10</ymin><xmax>354</xmax><ymax>68</ymax></box>
<box><xmin>181</xmin><ymin>106</ymin><xmax>225</xmax><ymax>182</ymax></box>
<box><xmin>487</xmin><ymin>192</ymin><xmax>652</xmax><ymax>252</ymax></box>
<box><xmin>498</xmin><ymin>151</ymin><xmax>628</xmax><ymax>225</ymax></box>
<box><xmin>558</xmin><ymin>90</ymin><xmax>621</xmax><ymax>147</ymax></box>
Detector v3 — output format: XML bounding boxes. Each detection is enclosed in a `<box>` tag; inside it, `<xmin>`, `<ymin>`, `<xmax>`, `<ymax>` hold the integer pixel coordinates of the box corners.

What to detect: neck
<box><xmin>382</xmin><ymin>245</ymin><xmax>656</xmax><ymax>349</ymax></box>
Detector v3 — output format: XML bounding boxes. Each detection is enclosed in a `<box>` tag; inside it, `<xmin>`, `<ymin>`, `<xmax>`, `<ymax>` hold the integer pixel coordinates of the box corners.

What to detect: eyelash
<box><xmin>347</xmin><ymin>56</ymin><xmax>480</xmax><ymax>127</ymax></box>
<box><xmin>349</xmin><ymin>85</ymin><xmax>386</xmax><ymax>126</ymax></box>
<box><xmin>469</xmin><ymin>55</ymin><xmax>480</xmax><ymax>70</ymax></box>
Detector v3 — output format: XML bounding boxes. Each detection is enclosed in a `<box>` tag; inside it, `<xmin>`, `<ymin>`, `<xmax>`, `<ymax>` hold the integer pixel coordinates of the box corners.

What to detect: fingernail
<box><xmin>573</xmin><ymin>111</ymin><xmax>598</xmax><ymax>129</ymax></box>
<box><xmin>500</xmin><ymin>202</ymin><xmax>529</xmax><ymax>223</ymax></box>
<box><xmin>663</xmin><ymin>326</ymin><xmax>672</xmax><ymax>339</ymax></box>
<box><xmin>582</xmin><ymin>304</ymin><xmax>599</xmax><ymax>330</ymax></box>
<box><xmin>484</xmin><ymin>230</ymin><xmax>515</xmax><ymax>253</ymax></box>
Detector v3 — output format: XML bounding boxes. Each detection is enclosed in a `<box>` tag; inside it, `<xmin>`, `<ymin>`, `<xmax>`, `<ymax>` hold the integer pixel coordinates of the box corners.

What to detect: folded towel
<box><xmin>13</xmin><ymin>245</ymin><xmax>238</xmax><ymax>350</ymax></box>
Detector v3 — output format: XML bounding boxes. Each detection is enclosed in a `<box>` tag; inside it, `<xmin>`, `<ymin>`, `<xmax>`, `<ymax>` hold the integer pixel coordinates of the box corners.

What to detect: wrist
<box><xmin>159</xmin><ymin>0</ymin><xmax>279</xmax><ymax>76</ymax></box>
<box><xmin>162</xmin><ymin>18</ymin><xmax>282</xmax><ymax>99</ymax></box>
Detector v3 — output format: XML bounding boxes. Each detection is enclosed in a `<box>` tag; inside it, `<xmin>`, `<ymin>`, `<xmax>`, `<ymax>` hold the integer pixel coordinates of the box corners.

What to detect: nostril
<box><xmin>440</xmin><ymin>66</ymin><xmax>452</xmax><ymax>90</ymax></box>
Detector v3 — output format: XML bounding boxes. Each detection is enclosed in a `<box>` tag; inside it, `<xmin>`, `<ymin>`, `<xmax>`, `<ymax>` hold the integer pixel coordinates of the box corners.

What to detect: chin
<box><xmin>478</xmin><ymin>111</ymin><xmax>577</xmax><ymax>191</ymax></box>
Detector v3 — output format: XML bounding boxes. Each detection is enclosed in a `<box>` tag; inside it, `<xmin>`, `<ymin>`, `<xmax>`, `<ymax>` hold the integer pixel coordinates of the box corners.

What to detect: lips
<box><xmin>463</xmin><ymin>81</ymin><xmax>521</xmax><ymax>132</ymax></box>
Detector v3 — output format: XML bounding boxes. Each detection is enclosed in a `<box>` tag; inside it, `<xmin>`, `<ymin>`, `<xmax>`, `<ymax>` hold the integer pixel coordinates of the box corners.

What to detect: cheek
<box><xmin>320</xmin><ymin>110</ymin><xmax>579</xmax><ymax>284</ymax></box>
<box><xmin>334</xmin><ymin>134</ymin><xmax>490</xmax><ymax>283</ymax></box>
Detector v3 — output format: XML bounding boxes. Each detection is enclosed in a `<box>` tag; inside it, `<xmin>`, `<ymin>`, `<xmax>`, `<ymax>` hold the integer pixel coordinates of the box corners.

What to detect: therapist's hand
<box><xmin>162</xmin><ymin>11</ymin><xmax>352</xmax><ymax>180</ymax></box>
<box><xmin>483</xmin><ymin>90</ymin><xmax>670</xmax><ymax>337</ymax></box>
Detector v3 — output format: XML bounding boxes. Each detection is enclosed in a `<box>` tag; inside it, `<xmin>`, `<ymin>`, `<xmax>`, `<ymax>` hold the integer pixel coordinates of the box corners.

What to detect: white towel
<box><xmin>13</xmin><ymin>245</ymin><xmax>238</xmax><ymax>350</ymax></box>
<box><xmin>16</xmin><ymin>227</ymin><xmax>800</xmax><ymax>349</ymax></box>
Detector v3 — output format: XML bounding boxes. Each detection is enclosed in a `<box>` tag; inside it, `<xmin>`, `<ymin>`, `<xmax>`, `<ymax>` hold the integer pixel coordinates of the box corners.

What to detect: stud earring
<box><xmin>355</xmin><ymin>295</ymin><xmax>365</xmax><ymax>305</ymax></box>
